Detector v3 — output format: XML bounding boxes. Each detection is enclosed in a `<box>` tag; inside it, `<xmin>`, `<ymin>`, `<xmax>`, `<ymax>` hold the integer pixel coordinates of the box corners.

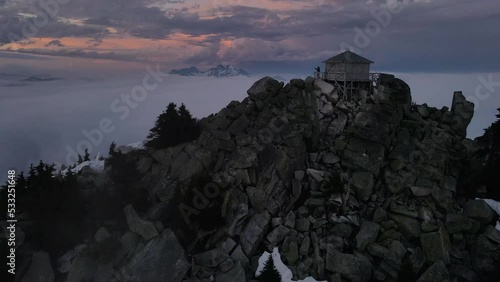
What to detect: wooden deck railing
<box><xmin>313</xmin><ymin>72</ymin><xmax>382</xmax><ymax>83</ymax></box>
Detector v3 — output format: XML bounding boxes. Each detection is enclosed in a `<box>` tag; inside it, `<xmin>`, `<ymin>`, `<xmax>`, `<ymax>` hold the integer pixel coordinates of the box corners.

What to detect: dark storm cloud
<box><xmin>45</xmin><ymin>39</ymin><xmax>64</xmax><ymax>47</ymax></box>
<box><xmin>231</xmin><ymin>0</ymin><xmax>500</xmax><ymax>73</ymax></box>
<box><xmin>0</xmin><ymin>8</ymin><xmax>107</xmax><ymax>45</ymax></box>
<box><xmin>179</xmin><ymin>6</ymin><xmax>287</xmax><ymax>38</ymax></box>
<box><xmin>1</xmin><ymin>0</ymin><xmax>500</xmax><ymax>72</ymax></box>
<box><xmin>13</xmin><ymin>48</ymin><xmax>146</xmax><ymax>62</ymax></box>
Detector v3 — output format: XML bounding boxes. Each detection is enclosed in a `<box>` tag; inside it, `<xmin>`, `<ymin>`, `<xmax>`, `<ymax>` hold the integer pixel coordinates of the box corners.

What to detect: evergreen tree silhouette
<box><xmin>108</xmin><ymin>141</ymin><xmax>117</xmax><ymax>157</ymax></box>
<box><xmin>179</xmin><ymin>103</ymin><xmax>197</xmax><ymax>126</ymax></box>
<box><xmin>178</xmin><ymin>103</ymin><xmax>200</xmax><ymax>141</ymax></box>
<box><xmin>146</xmin><ymin>102</ymin><xmax>179</xmax><ymax>149</ymax></box>
<box><xmin>485</xmin><ymin>108</ymin><xmax>500</xmax><ymax>199</ymax></box>
<box><xmin>17</xmin><ymin>171</ymin><xmax>27</xmax><ymax>190</ymax></box>
<box><xmin>0</xmin><ymin>161</ymin><xmax>88</xmax><ymax>260</ymax></box>
<box><xmin>145</xmin><ymin>102</ymin><xmax>200</xmax><ymax>149</ymax></box>
<box><xmin>83</xmin><ymin>149</ymin><xmax>91</xmax><ymax>162</ymax></box>
<box><xmin>27</xmin><ymin>164</ymin><xmax>37</xmax><ymax>189</ymax></box>
<box><xmin>64</xmin><ymin>166</ymin><xmax>77</xmax><ymax>183</ymax></box>
<box><xmin>257</xmin><ymin>255</ymin><xmax>282</xmax><ymax>282</ymax></box>
<box><xmin>77</xmin><ymin>154</ymin><xmax>83</xmax><ymax>164</ymax></box>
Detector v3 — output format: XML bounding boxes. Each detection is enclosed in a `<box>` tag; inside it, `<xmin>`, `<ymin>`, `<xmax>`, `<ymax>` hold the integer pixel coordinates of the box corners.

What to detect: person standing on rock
<box><xmin>315</xmin><ymin>66</ymin><xmax>321</xmax><ymax>78</ymax></box>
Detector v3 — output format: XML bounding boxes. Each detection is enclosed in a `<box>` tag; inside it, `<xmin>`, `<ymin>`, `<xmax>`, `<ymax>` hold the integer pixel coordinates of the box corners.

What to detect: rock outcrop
<box><xmin>13</xmin><ymin>73</ymin><xmax>500</xmax><ymax>282</ymax></box>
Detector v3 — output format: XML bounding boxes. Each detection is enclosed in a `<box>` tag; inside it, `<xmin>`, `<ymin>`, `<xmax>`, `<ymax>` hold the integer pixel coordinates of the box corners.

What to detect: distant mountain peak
<box><xmin>169</xmin><ymin>66</ymin><xmax>202</xmax><ymax>76</ymax></box>
<box><xmin>22</xmin><ymin>76</ymin><xmax>61</xmax><ymax>82</ymax></box>
<box><xmin>169</xmin><ymin>64</ymin><xmax>250</xmax><ymax>77</ymax></box>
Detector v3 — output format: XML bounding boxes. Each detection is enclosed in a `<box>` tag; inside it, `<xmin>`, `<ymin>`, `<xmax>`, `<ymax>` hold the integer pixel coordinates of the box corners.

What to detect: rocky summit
<box><xmin>15</xmin><ymin>74</ymin><xmax>500</xmax><ymax>282</ymax></box>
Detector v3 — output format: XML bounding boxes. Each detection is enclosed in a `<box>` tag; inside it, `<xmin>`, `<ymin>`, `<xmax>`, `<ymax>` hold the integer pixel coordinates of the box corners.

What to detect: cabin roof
<box><xmin>322</xmin><ymin>51</ymin><xmax>374</xmax><ymax>64</ymax></box>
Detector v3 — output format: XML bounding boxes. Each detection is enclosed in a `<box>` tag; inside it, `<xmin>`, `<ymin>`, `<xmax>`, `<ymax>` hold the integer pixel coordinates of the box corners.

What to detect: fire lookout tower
<box><xmin>315</xmin><ymin>51</ymin><xmax>380</xmax><ymax>100</ymax></box>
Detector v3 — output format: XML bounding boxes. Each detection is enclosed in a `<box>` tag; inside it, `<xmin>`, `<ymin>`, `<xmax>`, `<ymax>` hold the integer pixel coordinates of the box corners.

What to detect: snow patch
<box><xmin>256</xmin><ymin>248</ymin><xmax>326</xmax><ymax>282</ymax></box>
<box><xmin>126</xmin><ymin>141</ymin><xmax>145</xmax><ymax>150</ymax></box>
<box><xmin>61</xmin><ymin>157</ymin><xmax>105</xmax><ymax>175</ymax></box>
<box><xmin>115</xmin><ymin>141</ymin><xmax>145</xmax><ymax>154</ymax></box>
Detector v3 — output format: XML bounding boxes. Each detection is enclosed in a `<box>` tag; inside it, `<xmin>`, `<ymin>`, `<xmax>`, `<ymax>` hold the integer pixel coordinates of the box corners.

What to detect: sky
<box><xmin>0</xmin><ymin>0</ymin><xmax>499</xmax><ymax>73</ymax></box>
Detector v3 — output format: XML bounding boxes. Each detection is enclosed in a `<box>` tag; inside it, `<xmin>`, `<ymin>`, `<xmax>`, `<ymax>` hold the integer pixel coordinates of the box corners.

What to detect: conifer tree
<box><xmin>145</xmin><ymin>102</ymin><xmax>200</xmax><ymax>149</ymax></box>
<box><xmin>485</xmin><ymin>108</ymin><xmax>500</xmax><ymax>199</ymax></box>
<box><xmin>178</xmin><ymin>103</ymin><xmax>194</xmax><ymax>121</ymax></box>
<box><xmin>64</xmin><ymin>166</ymin><xmax>77</xmax><ymax>183</ymax></box>
<box><xmin>83</xmin><ymin>149</ymin><xmax>91</xmax><ymax>162</ymax></box>
<box><xmin>28</xmin><ymin>164</ymin><xmax>35</xmax><ymax>178</ymax></box>
<box><xmin>145</xmin><ymin>102</ymin><xmax>178</xmax><ymax>149</ymax></box>
<box><xmin>78</xmin><ymin>154</ymin><xmax>83</xmax><ymax>164</ymax></box>
<box><xmin>26</xmin><ymin>164</ymin><xmax>37</xmax><ymax>190</ymax></box>
<box><xmin>178</xmin><ymin>103</ymin><xmax>200</xmax><ymax>140</ymax></box>
<box><xmin>109</xmin><ymin>141</ymin><xmax>117</xmax><ymax>157</ymax></box>
<box><xmin>17</xmin><ymin>171</ymin><xmax>26</xmax><ymax>190</ymax></box>
<box><xmin>257</xmin><ymin>255</ymin><xmax>282</xmax><ymax>282</ymax></box>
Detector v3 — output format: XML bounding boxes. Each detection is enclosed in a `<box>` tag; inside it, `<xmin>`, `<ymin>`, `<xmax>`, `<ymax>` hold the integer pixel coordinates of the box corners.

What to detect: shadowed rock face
<box><xmin>118</xmin><ymin>229</ymin><xmax>189</xmax><ymax>282</ymax></box>
<box><xmin>21</xmin><ymin>251</ymin><xmax>55</xmax><ymax>282</ymax></box>
<box><xmin>14</xmin><ymin>74</ymin><xmax>499</xmax><ymax>282</ymax></box>
<box><xmin>451</xmin><ymin>91</ymin><xmax>475</xmax><ymax>138</ymax></box>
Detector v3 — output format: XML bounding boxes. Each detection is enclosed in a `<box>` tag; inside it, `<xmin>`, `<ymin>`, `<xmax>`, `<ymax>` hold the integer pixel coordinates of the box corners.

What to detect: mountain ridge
<box><xmin>169</xmin><ymin>64</ymin><xmax>251</xmax><ymax>77</ymax></box>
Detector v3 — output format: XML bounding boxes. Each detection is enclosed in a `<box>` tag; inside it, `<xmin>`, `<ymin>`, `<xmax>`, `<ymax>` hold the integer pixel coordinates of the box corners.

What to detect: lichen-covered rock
<box><xmin>314</xmin><ymin>78</ymin><xmax>335</xmax><ymax>95</ymax></box>
<box><xmin>356</xmin><ymin>221</ymin><xmax>380</xmax><ymax>251</ymax></box>
<box><xmin>21</xmin><ymin>251</ymin><xmax>55</xmax><ymax>282</ymax></box>
<box><xmin>450</xmin><ymin>91</ymin><xmax>474</xmax><ymax>138</ymax></box>
<box><xmin>445</xmin><ymin>213</ymin><xmax>479</xmax><ymax>234</ymax></box>
<box><xmin>266</xmin><ymin>225</ymin><xmax>290</xmax><ymax>245</ymax></box>
<box><xmin>247</xmin><ymin>76</ymin><xmax>282</xmax><ymax>97</ymax></box>
<box><xmin>194</xmin><ymin>249</ymin><xmax>230</xmax><ymax>267</ymax></box>
<box><xmin>216</xmin><ymin>262</ymin><xmax>246</xmax><ymax>282</ymax></box>
<box><xmin>464</xmin><ymin>200</ymin><xmax>496</xmax><ymax>225</ymax></box>
<box><xmin>419</xmin><ymin>226</ymin><xmax>451</xmax><ymax>263</ymax></box>
<box><xmin>119</xmin><ymin>229</ymin><xmax>189</xmax><ymax>282</ymax></box>
<box><xmin>417</xmin><ymin>260</ymin><xmax>449</xmax><ymax>282</ymax></box>
<box><xmin>285</xmin><ymin>241</ymin><xmax>300</xmax><ymax>265</ymax></box>
<box><xmin>66</xmin><ymin>256</ymin><xmax>98</xmax><ymax>282</ymax></box>
<box><xmin>471</xmin><ymin>234</ymin><xmax>499</xmax><ymax>281</ymax></box>
<box><xmin>351</xmin><ymin>171</ymin><xmax>375</xmax><ymax>202</ymax></box>
<box><xmin>241</xmin><ymin>211</ymin><xmax>271</xmax><ymax>256</ymax></box>
<box><xmin>326</xmin><ymin>245</ymin><xmax>371</xmax><ymax>282</ymax></box>
<box><xmin>94</xmin><ymin>226</ymin><xmax>111</xmax><ymax>243</ymax></box>
<box><xmin>342</xmin><ymin>138</ymin><xmax>385</xmax><ymax>175</ymax></box>
<box><xmin>449</xmin><ymin>264</ymin><xmax>480</xmax><ymax>282</ymax></box>
<box><xmin>388</xmin><ymin>213</ymin><xmax>421</xmax><ymax>238</ymax></box>
<box><xmin>123</xmin><ymin>204</ymin><xmax>159</xmax><ymax>241</ymax></box>
<box><xmin>408</xmin><ymin>247</ymin><xmax>426</xmax><ymax>275</ymax></box>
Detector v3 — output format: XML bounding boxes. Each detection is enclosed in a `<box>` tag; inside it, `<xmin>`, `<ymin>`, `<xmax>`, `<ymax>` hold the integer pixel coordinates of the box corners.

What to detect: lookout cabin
<box><xmin>315</xmin><ymin>51</ymin><xmax>379</xmax><ymax>99</ymax></box>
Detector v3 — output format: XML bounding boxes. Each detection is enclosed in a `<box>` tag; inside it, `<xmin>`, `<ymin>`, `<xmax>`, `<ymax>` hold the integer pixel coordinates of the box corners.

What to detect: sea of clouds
<box><xmin>1</xmin><ymin>54</ymin><xmax>499</xmax><ymax>182</ymax></box>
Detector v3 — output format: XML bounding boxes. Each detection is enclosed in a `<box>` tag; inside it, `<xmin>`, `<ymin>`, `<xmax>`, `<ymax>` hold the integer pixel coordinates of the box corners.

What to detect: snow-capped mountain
<box><xmin>169</xmin><ymin>66</ymin><xmax>203</xmax><ymax>76</ymax></box>
<box><xmin>169</xmin><ymin>65</ymin><xmax>250</xmax><ymax>77</ymax></box>
<box><xmin>204</xmin><ymin>64</ymin><xmax>250</xmax><ymax>77</ymax></box>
